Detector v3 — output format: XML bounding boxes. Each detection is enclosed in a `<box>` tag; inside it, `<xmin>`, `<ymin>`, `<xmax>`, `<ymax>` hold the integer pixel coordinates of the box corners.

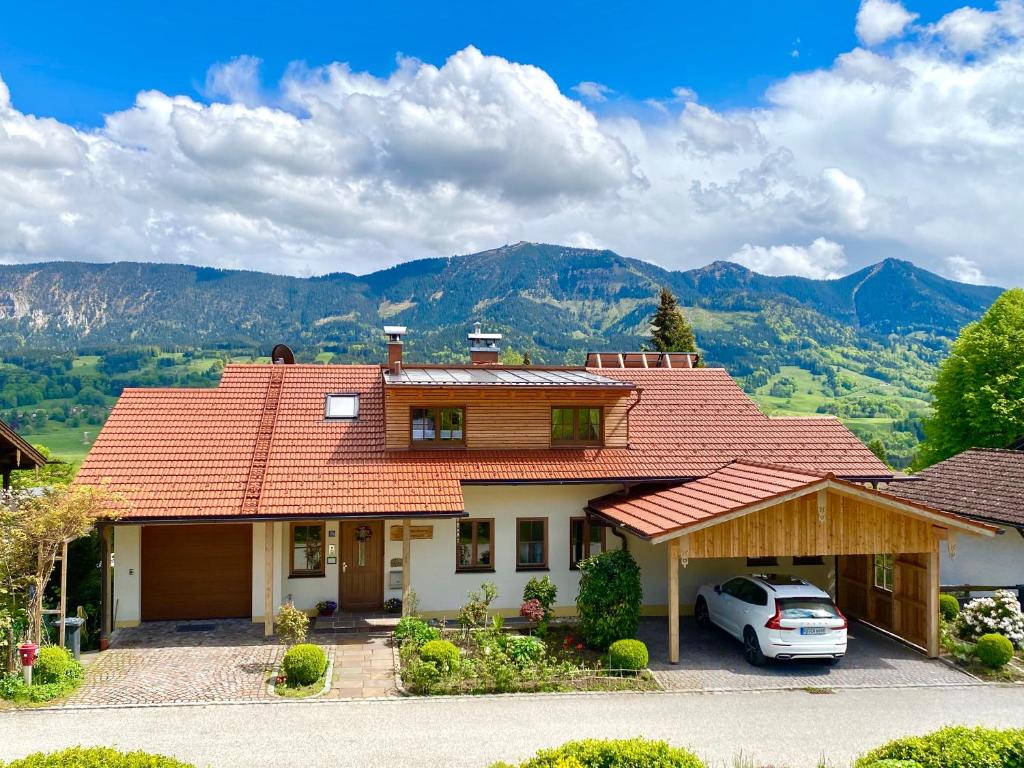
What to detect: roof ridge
<box><xmin>240</xmin><ymin>366</ymin><xmax>285</xmax><ymax>516</ymax></box>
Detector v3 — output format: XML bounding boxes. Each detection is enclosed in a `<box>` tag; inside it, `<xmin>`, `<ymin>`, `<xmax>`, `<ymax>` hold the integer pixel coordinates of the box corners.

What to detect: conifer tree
<box><xmin>649</xmin><ymin>287</ymin><xmax>698</xmax><ymax>354</ymax></box>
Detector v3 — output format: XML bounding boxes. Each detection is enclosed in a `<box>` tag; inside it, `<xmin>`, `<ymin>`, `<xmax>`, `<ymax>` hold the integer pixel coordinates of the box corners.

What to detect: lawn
<box><xmin>20</xmin><ymin>428</ymin><xmax>94</xmax><ymax>465</ymax></box>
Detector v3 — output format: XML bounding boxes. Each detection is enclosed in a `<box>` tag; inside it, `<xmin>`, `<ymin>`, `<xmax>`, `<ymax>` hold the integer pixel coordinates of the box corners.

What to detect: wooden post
<box><xmin>263</xmin><ymin>522</ymin><xmax>274</xmax><ymax>637</ymax></box>
<box><xmin>58</xmin><ymin>540</ymin><xmax>68</xmax><ymax>649</ymax></box>
<box><xmin>1</xmin><ymin>468</ymin><xmax>9</xmax><ymax>490</ymax></box>
<box><xmin>33</xmin><ymin>549</ymin><xmax>43</xmax><ymax>645</ymax></box>
<box><xmin>926</xmin><ymin>545</ymin><xmax>940</xmax><ymax>658</ymax></box>
<box><xmin>668</xmin><ymin>538</ymin><xmax>680</xmax><ymax>664</ymax></box>
<box><xmin>402</xmin><ymin>519</ymin><xmax>411</xmax><ymax>616</ymax></box>
<box><xmin>99</xmin><ymin>524</ymin><xmax>112</xmax><ymax>649</ymax></box>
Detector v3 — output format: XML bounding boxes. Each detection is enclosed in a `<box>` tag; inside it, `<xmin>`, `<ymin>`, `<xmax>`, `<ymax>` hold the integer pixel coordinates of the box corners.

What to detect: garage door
<box><xmin>142</xmin><ymin>524</ymin><xmax>252</xmax><ymax>621</ymax></box>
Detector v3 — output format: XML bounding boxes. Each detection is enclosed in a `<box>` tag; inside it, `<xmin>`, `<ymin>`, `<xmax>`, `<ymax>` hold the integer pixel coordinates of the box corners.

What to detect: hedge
<box><xmin>490</xmin><ymin>738</ymin><xmax>705</xmax><ymax>768</ymax></box>
<box><xmin>0</xmin><ymin>746</ymin><xmax>195</xmax><ymax>768</ymax></box>
<box><xmin>856</xmin><ymin>726</ymin><xmax>1024</xmax><ymax>768</ymax></box>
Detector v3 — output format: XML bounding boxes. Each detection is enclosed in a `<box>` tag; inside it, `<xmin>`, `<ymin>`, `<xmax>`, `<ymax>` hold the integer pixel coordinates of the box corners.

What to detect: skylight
<box><xmin>325</xmin><ymin>394</ymin><xmax>359</xmax><ymax>419</ymax></box>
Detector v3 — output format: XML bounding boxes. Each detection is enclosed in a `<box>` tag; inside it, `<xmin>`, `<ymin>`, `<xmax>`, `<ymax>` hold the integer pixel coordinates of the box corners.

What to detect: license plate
<box><xmin>801</xmin><ymin>627</ymin><xmax>827</xmax><ymax>636</ymax></box>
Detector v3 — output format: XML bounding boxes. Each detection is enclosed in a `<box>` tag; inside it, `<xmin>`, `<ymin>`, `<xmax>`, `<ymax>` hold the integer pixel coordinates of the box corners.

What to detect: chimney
<box><xmin>468</xmin><ymin>321</ymin><xmax>502</xmax><ymax>365</ymax></box>
<box><xmin>383</xmin><ymin>326</ymin><xmax>407</xmax><ymax>374</ymax></box>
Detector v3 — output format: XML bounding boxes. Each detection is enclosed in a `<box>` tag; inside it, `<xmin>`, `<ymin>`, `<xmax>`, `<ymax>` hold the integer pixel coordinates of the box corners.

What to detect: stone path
<box><xmin>64</xmin><ymin>620</ymin><xmax>398</xmax><ymax>707</ymax></box>
<box><xmin>639</xmin><ymin>617</ymin><xmax>979</xmax><ymax>692</ymax></box>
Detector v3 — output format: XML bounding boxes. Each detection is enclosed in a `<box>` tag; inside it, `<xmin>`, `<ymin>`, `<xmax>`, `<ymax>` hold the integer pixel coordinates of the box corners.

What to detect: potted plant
<box><xmin>316</xmin><ymin>600</ymin><xmax>337</xmax><ymax>617</ymax></box>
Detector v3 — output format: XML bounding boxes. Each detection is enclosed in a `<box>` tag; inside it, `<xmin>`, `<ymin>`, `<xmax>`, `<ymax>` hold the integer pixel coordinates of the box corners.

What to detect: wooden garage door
<box><xmin>142</xmin><ymin>524</ymin><xmax>252</xmax><ymax>621</ymax></box>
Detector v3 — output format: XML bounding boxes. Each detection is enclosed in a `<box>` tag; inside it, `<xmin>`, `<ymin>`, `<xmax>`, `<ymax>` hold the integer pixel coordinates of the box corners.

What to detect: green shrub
<box><xmin>976</xmin><ymin>633</ymin><xmax>1015</xmax><ymax>669</ymax></box>
<box><xmin>504</xmin><ymin>635</ymin><xmax>545</xmax><ymax>666</ymax></box>
<box><xmin>394</xmin><ymin>616</ymin><xmax>440</xmax><ymax>646</ymax></box>
<box><xmin>0</xmin><ymin>746</ymin><xmax>195</xmax><ymax>767</ymax></box>
<box><xmin>523</xmin><ymin>575</ymin><xmax>558</xmax><ymax>632</ymax></box>
<box><xmin>608</xmin><ymin>639</ymin><xmax>649</xmax><ymax>671</ymax></box>
<box><xmin>459</xmin><ymin>581</ymin><xmax>498</xmax><ymax>628</ymax></box>
<box><xmin>281</xmin><ymin>643</ymin><xmax>327</xmax><ymax>685</ymax></box>
<box><xmin>275</xmin><ymin>602</ymin><xmax>309</xmax><ymax>646</ymax></box>
<box><xmin>855</xmin><ymin>726</ymin><xmax>1024</xmax><ymax>768</ymax></box>
<box><xmin>33</xmin><ymin>646</ymin><xmax>73</xmax><ymax>684</ymax></box>
<box><xmin>576</xmin><ymin>549</ymin><xmax>643</xmax><ymax>650</ymax></box>
<box><xmin>939</xmin><ymin>594</ymin><xmax>961</xmax><ymax>622</ymax></box>
<box><xmin>863</xmin><ymin>762</ymin><xmax>923</xmax><ymax>768</ymax></box>
<box><xmin>419</xmin><ymin>639</ymin><xmax>460</xmax><ymax>671</ymax></box>
<box><xmin>491</xmin><ymin>738</ymin><xmax>705</xmax><ymax>767</ymax></box>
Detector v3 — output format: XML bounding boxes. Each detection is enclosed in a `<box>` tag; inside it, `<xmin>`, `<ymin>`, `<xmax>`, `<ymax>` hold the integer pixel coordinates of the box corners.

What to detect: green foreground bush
<box><xmin>491</xmin><ymin>738</ymin><xmax>705</xmax><ymax>768</ymax></box>
<box><xmin>976</xmin><ymin>633</ymin><xmax>1015</xmax><ymax>669</ymax></box>
<box><xmin>394</xmin><ymin>616</ymin><xmax>440</xmax><ymax>646</ymax></box>
<box><xmin>856</xmin><ymin>726</ymin><xmax>1024</xmax><ymax>768</ymax></box>
<box><xmin>0</xmin><ymin>746</ymin><xmax>195</xmax><ymax>768</ymax></box>
<box><xmin>0</xmin><ymin>646</ymin><xmax>84</xmax><ymax>704</ymax></box>
<box><xmin>939</xmin><ymin>594</ymin><xmax>960</xmax><ymax>622</ymax></box>
<box><xmin>608</xmin><ymin>639</ymin><xmax>648</xmax><ymax>671</ymax></box>
<box><xmin>281</xmin><ymin>643</ymin><xmax>327</xmax><ymax>686</ymax></box>
<box><xmin>576</xmin><ymin>549</ymin><xmax>643</xmax><ymax>650</ymax></box>
<box><xmin>419</xmin><ymin>639</ymin><xmax>460</xmax><ymax>671</ymax></box>
<box><xmin>33</xmin><ymin>647</ymin><xmax>73</xmax><ymax>684</ymax></box>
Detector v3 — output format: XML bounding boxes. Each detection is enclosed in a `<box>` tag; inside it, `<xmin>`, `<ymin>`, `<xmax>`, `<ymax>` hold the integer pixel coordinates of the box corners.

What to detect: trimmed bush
<box><xmin>608</xmin><ymin>639</ymin><xmax>649</xmax><ymax>671</ymax></box>
<box><xmin>394</xmin><ymin>616</ymin><xmax>440</xmax><ymax>646</ymax></box>
<box><xmin>576</xmin><ymin>549</ymin><xmax>643</xmax><ymax>650</ymax></box>
<box><xmin>855</xmin><ymin>726</ymin><xmax>1024</xmax><ymax>768</ymax></box>
<box><xmin>0</xmin><ymin>746</ymin><xmax>196</xmax><ymax>767</ymax></box>
<box><xmin>939</xmin><ymin>594</ymin><xmax>960</xmax><ymax>622</ymax></box>
<box><xmin>281</xmin><ymin>643</ymin><xmax>327</xmax><ymax>686</ymax></box>
<box><xmin>33</xmin><ymin>646</ymin><xmax>73</xmax><ymax>684</ymax></box>
<box><xmin>863</xmin><ymin>762</ymin><xmax>923</xmax><ymax>768</ymax></box>
<box><xmin>976</xmin><ymin>633</ymin><xmax>1015</xmax><ymax>669</ymax></box>
<box><xmin>419</xmin><ymin>639</ymin><xmax>460</xmax><ymax>671</ymax></box>
<box><xmin>490</xmin><ymin>738</ymin><xmax>705</xmax><ymax>768</ymax></box>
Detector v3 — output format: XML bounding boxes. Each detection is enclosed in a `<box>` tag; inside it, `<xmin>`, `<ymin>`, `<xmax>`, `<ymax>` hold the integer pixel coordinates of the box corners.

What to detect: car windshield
<box><xmin>777</xmin><ymin>598</ymin><xmax>840</xmax><ymax>619</ymax></box>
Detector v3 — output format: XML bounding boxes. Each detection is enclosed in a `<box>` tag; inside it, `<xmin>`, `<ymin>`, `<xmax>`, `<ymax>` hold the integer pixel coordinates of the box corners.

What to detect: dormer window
<box><xmin>551</xmin><ymin>406</ymin><xmax>602</xmax><ymax>446</ymax></box>
<box><xmin>325</xmin><ymin>394</ymin><xmax>359</xmax><ymax>419</ymax></box>
<box><xmin>411</xmin><ymin>407</ymin><xmax>465</xmax><ymax>445</ymax></box>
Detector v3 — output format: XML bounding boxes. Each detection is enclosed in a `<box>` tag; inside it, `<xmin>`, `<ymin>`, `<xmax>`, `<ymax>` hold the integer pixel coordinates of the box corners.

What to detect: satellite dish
<box><xmin>271</xmin><ymin>344</ymin><xmax>295</xmax><ymax>365</ymax></box>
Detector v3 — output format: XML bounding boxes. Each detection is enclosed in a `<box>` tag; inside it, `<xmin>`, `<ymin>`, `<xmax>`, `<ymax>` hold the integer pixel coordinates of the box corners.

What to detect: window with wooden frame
<box><xmin>457</xmin><ymin>518</ymin><xmax>493</xmax><ymax>571</ymax></box>
<box><xmin>550</xmin><ymin>407</ymin><xmax>603</xmax><ymax>446</ymax></box>
<box><xmin>290</xmin><ymin>522</ymin><xmax>326</xmax><ymax>577</ymax></box>
<box><xmin>411</xmin><ymin>406</ymin><xmax>465</xmax><ymax>445</ymax></box>
<box><xmin>569</xmin><ymin>517</ymin><xmax>607</xmax><ymax>569</ymax></box>
<box><xmin>873</xmin><ymin>553</ymin><xmax>894</xmax><ymax>592</ymax></box>
<box><xmin>516</xmin><ymin>517</ymin><xmax>548</xmax><ymax>570</ymax></box>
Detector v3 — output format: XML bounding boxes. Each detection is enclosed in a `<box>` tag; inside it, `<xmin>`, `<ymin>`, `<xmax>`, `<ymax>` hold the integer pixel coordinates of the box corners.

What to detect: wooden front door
<box><xmin>339</xmin><ymin>521</ymin><xmax>384</xmax><ymax>611</ymax></box>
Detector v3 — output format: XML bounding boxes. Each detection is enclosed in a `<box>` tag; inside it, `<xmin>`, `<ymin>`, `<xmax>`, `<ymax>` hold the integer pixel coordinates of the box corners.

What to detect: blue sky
<box><xmin>0</xmin><ymin>1</ymin><xmax>975</xmax><ymax>125</ymax></box>
<box><xmin>0</xmin><ymin>0</ymin><xmax>1021</xmax><ymax>286</ymax></box>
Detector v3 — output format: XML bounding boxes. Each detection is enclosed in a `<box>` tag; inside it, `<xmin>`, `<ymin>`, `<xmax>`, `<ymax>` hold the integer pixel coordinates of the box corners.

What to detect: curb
<box><xmin>265</xmin><ymin>659</ymin><xmax>335</xmax><ymax>700</ymax></box>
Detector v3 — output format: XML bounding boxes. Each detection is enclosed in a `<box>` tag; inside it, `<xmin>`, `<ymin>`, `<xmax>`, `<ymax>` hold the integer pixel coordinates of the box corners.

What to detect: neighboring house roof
<box><xmin>887</xmin><ymin>448</ymin><xmax>1024</xmax><ymax>528</ymax></box>
<box><xmin>76</xmin><ymin>363</ymin><xmax>891</xmax><ymax>520</ymax></box>
<box><xmin>0</xmin><ymin>419</ymin><xmax>47</xmax><ymax>473</ymax></box>
<box><xmin>382</xmin><ymin>366</ymin><xmax>634</xmax><ymax>388</ymax></box>
<box><xmin>588</xmin><ymin>461</ymin><xmax>997</xmax><ymax>542</ymax></box>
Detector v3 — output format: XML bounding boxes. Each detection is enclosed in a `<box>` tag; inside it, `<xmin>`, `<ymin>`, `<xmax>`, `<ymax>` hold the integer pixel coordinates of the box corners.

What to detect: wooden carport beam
<box><xmin>402</xmin><ymin>519</ymin><xmax>412</xmax><ymax>616</ymax></box>
<box><xmin>263</xmin><ymin>522</ymin><xmax>274</xmax><ymax>638</ymax></box>
<box><xmin>668</xmin><ymin>538</ymin><xmax>680</xmax><ymax>664</ymax></box>
<box><xmin>927</xmin><ymin>546</ymin><xmax>940</xmax><ymax>658</ymax></box>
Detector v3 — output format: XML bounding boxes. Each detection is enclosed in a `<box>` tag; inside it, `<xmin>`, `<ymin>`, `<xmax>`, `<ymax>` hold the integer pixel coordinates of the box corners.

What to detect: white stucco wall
<box><xmin>112</xmin><ymin>524</ymin><xmax>141</xmax><ymax>627</ymax></box>
<box><xmin>941</xmin><ymin>528</ymin><xmax>1024</xmax><ymax>590</ymax></box>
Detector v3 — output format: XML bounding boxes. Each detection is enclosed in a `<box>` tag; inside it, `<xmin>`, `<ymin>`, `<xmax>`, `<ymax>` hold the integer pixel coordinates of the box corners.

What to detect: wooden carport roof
<box><xmin>0</xmin><ymin>419</ymin><xmax>47</xmax><ymax>488</ymax></box>
<box><xmin>587</xmin><ymin>461</ymin><xmax>998</xmax><ymax>544</ymax></box>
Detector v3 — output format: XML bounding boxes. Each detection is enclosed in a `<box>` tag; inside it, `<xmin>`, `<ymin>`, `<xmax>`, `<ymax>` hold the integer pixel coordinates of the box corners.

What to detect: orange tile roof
<box><xmin>76</xmin><ymin>363</ymin><xmax>892</xmax><ymax>520</ymax></box>
<box><xmin>587</xmin><ymin>461</ymin><xmax>998</xmax><ymax>540</ymax></box>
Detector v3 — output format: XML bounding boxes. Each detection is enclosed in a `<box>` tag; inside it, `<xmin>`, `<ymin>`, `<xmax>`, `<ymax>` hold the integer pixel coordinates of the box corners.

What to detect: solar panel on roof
<box><xmin>383</xmin><ymin>367</ymin><xmax>634</xmax><ymax>387</ymax></box>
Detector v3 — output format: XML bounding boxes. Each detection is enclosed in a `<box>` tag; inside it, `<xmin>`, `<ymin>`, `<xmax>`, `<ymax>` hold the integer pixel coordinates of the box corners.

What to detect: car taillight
<box><xmin>765</xmin><ymin>600</ymin><xmax>795</xmax><ymax>630</ymax></box>
<box><xmin>836</xmin><ymin>605</ymin><xmax>848</xmax><ymax>630</ymax></box>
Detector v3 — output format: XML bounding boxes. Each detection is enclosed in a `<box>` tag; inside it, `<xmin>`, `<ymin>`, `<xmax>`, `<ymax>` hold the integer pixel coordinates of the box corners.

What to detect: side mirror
<box><xmin>714</xmin><ymin>585</ymin><xmax>721</xmax><ymax>594</ymax></box>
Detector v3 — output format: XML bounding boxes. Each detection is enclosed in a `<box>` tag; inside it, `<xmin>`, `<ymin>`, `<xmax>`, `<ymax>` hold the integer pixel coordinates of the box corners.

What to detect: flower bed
<box><xmin>941</xmin><ymin>591</ymin><xmax>1024</xmax><ymax>681</ymax></box>
<box><xmin>0</xmin><ymin>647</ymin><xmax>84</xmax><ymax>706</ymax></box>
<box><xmin>397</xmin><ymin>618</ymin><xmax>658</xmax><ymax>696</ymax></box>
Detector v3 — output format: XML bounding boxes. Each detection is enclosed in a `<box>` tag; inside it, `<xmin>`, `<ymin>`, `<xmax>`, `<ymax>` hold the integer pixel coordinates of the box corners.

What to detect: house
<box><xmin>76</xmin><ymin>326</ymin><xmax>995</xmax><ymax>661</ymax></box>
<box><xmin>0</xmin><ymin>419</ymin><xmax>47</xmax><ymax>490</ymax></box>
<box><xmin>886</xmin><ymin>448</ymin><xmax>1024</xmax><ymax>595</ymax></box>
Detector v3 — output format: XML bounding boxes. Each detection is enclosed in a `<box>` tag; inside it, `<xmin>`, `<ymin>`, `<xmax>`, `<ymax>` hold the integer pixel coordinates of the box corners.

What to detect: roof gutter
<box><xmin>102</xmin><ymin>511</ymin><xmax>468</xmax><ymax>526</ymax></box>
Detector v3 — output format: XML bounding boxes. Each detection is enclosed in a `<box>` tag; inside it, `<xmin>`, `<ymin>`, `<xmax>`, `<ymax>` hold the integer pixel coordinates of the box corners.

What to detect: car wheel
<box><xmin>695</xmin><ymin>597</ymin><xmax>711</xmax><ymax>629</ymax></box>
<box><xmin>743</xmin><ymin>627</ymin><xmax>767</xmax><ymax>666</ymax></box>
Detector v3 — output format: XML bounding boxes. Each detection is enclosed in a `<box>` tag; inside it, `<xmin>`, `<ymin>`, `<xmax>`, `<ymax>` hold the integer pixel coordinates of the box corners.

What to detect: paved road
<box><xmin>2</xmin><ymin>687</ymin><xmax>1023</xmax><ymax>768</ymax></box>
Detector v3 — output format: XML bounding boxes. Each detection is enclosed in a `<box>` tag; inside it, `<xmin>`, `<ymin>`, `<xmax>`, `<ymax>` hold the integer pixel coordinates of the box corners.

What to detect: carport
<box><xmin>588</xmin><ymin>461</ymin><xmax>997</xmax><ymax>663</ymax></box>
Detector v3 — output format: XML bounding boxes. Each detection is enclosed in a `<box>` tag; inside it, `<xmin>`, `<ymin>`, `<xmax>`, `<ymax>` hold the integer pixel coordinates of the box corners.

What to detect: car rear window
<box><xmin>777</xmin><ymin>598</ymin><xmax>840</xmax><ymax>619</ymax></box>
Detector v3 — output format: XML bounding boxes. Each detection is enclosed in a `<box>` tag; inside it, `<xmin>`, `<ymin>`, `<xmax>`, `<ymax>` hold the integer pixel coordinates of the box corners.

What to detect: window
<box><xmin>793</xmin><ymin>555</ymin><xmax>825</xmax><ymax>566</ymax></box>
<box><xmin>570</xmin><ymin>517</ymin><xmax>607</xmax><ymax>569</ymax></box>
<box><xmin>746</xmin><ymin>556</ymin><xmax>778</xmax><ymax>568</ymax></box>
<box><xmin>457</xmin><ymin>519</ymin><xmax>493</xmax><ymax>571</ymax></box>
<box><xmin>874</xmin><ymin>553</ymin><xmax>894</xmax><ymax>592</ymax></box>
<box><xmin>737</xmin><ymin>580</ymin><xmax>768</xmax><ymax>606</ymax></box>
<box><xmin>516</xmin><ymin>518</ymin><xmax>548</xmax><ymax>570</ymax></box>
<box><xmin>325</xmin><ymin>394</ymin><xmax>359</xmax><ymax>419</ymax></box>
<box><xmin>290</xmin><ymin>522</ymin><xmax>325</xmax><ymax>576</ymax></box>
<box><xmin>411</xmin><ymin>407</ymin><xmax>465</xmax><ymax>445</ymax></box>
<box><xmin>551</xmin><ymin>407</ymin><xmax>602</xmax><ymax>446</ymax></box>
<box><xmin>721</xmin><ymin>578</ymin><xmax>746</xmax><ymax>597</ymax></box>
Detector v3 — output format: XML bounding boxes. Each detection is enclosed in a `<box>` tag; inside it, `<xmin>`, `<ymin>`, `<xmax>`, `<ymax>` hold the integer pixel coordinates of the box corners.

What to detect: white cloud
<box><xmin>856</xmin><ymin>0</ymin><xmax>918</xmax><ymax>45</ymax></box>
<box><xmin>930</xmin><ymin>1</ymin><xmax>1024</xmax><ymax>54</ymax></box>
<box><xmin>944</xmin><ymin>255</ymin><xmax>989</xmax><ymax>284</ymax></box>
<box><xmin>731</xmin><ymin>238</ymin><xmax>848</xmax><ymax>279</ymax></box>
<box><xmin>1</xmin><ymin>11</ymin><xmax>1024</xmax><ymax>287</ymax></box>
<box><xmin>572</xmin><ymin>81</ymin><xmax>613</xmax><ymax>103</ymax></box>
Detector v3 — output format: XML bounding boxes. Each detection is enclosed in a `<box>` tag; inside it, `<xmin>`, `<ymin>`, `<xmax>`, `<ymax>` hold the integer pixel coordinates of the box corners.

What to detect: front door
<box><xmin>339</xmin><ymin>521</ymin><xmax>384</xmax><ymax>611</ymax></box>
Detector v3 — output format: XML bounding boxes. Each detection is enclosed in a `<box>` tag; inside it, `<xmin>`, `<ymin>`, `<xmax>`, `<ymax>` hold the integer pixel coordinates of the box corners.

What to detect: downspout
<box><xmin>624</xmin><ymin>387</ymin><xmax>644</xmax><ymax>446</ymax></box>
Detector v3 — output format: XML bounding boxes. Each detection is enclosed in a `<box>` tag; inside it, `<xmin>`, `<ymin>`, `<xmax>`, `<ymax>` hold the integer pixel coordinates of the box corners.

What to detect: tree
<box><xmin>11</xmin><ymin>445</ymin><xmax>75</xmax><ymax>490</ymax></box>
<box><xmin>648</xmin><ymin>287</ymin><xmax>699</xmax><ymax>354</ymax></box>
<box><xmin>917</xmin><ymin>289</ymin><xmax>1024</xmax><ymax>467</ymax></box>
<box><xmin>867</xmin><ymin>438</ymin><xmax>890</xmax><ymax>467</ymax></box>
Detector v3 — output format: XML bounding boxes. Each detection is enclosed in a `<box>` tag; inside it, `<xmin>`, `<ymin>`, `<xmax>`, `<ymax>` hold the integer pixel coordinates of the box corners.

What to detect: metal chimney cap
<box><xmin>383</xmin><ymin>326</ymin><xmax>407</xmax><ymax>336</ymax></box>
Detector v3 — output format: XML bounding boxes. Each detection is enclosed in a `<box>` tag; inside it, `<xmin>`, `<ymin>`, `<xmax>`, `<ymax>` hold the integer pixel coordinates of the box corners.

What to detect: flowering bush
<box><xmin>956</xmin><ymin>590</ymin><xmax>1024</xmax><ymax>648</ymax></box>
<box><xmin>520</xmin><ymin>599</ymin><xmax>545</xmax><ymax>623</ymax></box>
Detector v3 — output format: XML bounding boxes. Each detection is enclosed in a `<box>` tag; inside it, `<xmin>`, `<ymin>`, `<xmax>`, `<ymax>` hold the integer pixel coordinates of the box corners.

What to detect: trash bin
<box><xmin>59</xmin><ymin>617</ymin><xmax>86</xmax><ymax>660</ymax></box>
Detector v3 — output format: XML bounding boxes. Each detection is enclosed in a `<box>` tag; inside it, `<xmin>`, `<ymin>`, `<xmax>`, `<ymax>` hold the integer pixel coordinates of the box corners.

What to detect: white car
<box><xmin>695</xmin><ymin>574</ymin><xmax>848</xmax><ymax>666</ymax></box>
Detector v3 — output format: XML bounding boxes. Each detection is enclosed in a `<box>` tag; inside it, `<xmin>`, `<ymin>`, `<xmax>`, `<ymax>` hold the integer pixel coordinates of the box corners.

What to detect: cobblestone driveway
<box><xmin>65</xmin><ymin>621</ymin><xmax>397</xmax><ymax>707</ymax></box>
<box><xmin>640</xmin><ymin>618</ymin><xmax>979</xmax><ymax>691</ymax></box>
